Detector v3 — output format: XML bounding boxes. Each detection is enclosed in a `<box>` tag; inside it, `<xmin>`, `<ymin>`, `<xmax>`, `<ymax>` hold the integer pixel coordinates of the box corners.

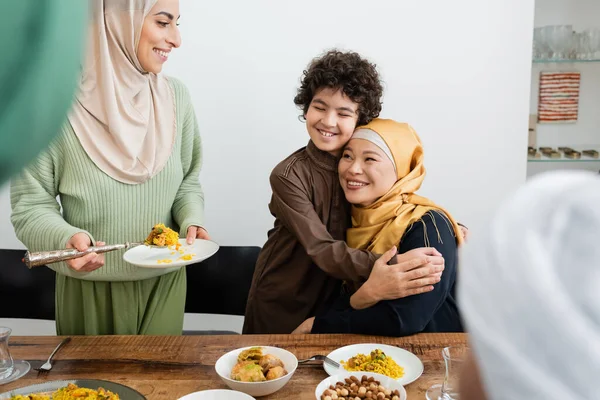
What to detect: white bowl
<box><xmin>315</xmin><ymin>371</ymin><xmax>407</xmax><ymax>400</ymax></box>
<box><xmin>214</xmin><ymin>346</ymin><xmax>298</xmax><ymax>397</ymax></box>
<box><xmin>178</xmin><ymin>389</ymin><xmax>255</xmax><ymax>400</ymax></box>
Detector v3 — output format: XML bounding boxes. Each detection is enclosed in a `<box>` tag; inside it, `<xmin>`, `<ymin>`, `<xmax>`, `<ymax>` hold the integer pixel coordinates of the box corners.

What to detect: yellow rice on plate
<box><xmin>11</xmin><ymin>383</ymin><xmax>119</xmax><ymax>400</ymax></box>
<box><xmin>340</xmin><ymin>349</ymin><xmax>404</xmax><ymax>379</ymax></box>
<box><xmin>144</xmin><ymin>223</ymin><xmax>180</xmax><ymax>249</ymax></box>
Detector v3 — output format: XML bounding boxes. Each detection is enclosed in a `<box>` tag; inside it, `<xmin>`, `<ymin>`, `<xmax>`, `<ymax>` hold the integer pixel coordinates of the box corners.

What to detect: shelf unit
<box><xmin>533</xmin><ymin>59</ymin><xmax>600</xmax><ymax>63</ymax></box>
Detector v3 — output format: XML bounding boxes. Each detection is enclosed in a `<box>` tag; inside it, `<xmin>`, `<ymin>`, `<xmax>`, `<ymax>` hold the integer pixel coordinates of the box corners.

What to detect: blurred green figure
<box><xmin>0</xmin><ymin>1</ymin><xmax>87</xmax><ymax>183</ymax></box>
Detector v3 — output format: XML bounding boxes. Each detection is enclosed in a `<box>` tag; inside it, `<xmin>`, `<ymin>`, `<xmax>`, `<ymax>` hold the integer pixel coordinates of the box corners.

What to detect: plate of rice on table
<box><xmin>0</xmin><ymin>379</ymin><xmax>146</xmax><ymax>399</ymax></box>
<box><xmin>123</xmin><ymin>223</ymin><xmax>219</xmax><ymax>268</ymax></box>
<box><xmin>324</xmin><ymin>344</ymin><xmax>424</xmax><ymax>386</ymax></box>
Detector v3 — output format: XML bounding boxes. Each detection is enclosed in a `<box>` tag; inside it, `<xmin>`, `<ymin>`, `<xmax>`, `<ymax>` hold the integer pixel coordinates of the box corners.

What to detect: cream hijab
<box><xmin>68</xmin><ymin>0</ymin><xmax>176</xmax><ymax>185</ymax></box>
<box><xmin>459</xmin><ymin>170</ymin><xmax>600</xmax><ymax>399</ymax></box>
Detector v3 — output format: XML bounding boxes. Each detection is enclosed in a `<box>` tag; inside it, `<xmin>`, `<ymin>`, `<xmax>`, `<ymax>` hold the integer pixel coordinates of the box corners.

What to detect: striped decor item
<box><xmin>538</xmin><ymin>72</ymin><xmax>580</xmax><ymax>123</ymax></box>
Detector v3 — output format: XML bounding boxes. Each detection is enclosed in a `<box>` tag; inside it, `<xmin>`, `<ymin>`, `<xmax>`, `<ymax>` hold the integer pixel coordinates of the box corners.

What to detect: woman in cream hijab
<box><xmin>459</xmin><ymin>170</ymin><xmax>600</xmax><ymax>400</ymax></box>
<box><xmin>294</xmin><ymin>119</ymin><xmax>464</xmax><ymax>335</ymax></box>
<box><xmin>11</xmin><ymin>0</ymin><xmax>208</xmax><ymax>335</ymax></box>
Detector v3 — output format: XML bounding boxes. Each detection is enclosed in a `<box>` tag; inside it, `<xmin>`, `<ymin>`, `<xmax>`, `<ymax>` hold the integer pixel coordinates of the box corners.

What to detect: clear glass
<box><xmin>426</xmin><ymin>346</ymin><xmax>469</xmax><ymax>400</ymax></box>
<box><xmin>531</xmin><ymin>25</ymin><xmax>600</xmax><ymax>61</ymax></box>
<box><xmin>0</xmin><ymin>327</ymin><xmax>14</xmax><ymax>380</ymax></box>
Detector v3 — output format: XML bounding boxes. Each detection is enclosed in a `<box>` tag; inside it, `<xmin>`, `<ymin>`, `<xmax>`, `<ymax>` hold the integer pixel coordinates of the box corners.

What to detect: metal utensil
<box><xmin>35</xmin><ymin>337</ymin><xmax>71</xmax><ymax>374</ymax></box>
<box><xmin>297</xmin><ymin>354</ymin><xmax>341</xmax><ymax>369</ymax></box>
<box><xmin>23</xmin><ymin>242</ymin><xmax>143</xmax><ymax>269</ymax></box>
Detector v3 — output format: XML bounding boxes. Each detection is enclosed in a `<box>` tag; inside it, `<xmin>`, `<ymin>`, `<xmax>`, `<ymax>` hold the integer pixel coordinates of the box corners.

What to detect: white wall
<box><xmin>0</xmin><ymin>0</ymin><xmax>535</xmax><ymax>249</ymax></box>
<box><xmin>528</xmin><ymin>0</ymin><xmax>600</xmax><ymax>176</ymax></box>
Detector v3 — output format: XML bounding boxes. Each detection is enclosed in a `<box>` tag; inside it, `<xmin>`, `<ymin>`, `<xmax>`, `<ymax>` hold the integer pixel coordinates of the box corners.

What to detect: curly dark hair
<box><xmin>294</xmin><ymin>49</ymin><xmax>383</xmax><ymax>126</ymax></box>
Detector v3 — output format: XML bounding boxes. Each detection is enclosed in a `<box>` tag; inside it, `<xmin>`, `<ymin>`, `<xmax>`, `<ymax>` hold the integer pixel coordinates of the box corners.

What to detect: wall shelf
<box><xmin>533</xmin><ymin>59</ymin><xmax>600</xmax><ymax>63</ymax></box>
<box><xmin>528</xmin><ymin>145</ymin><xmax>600</xmax><ymax>163</ymax></box>
<box><xmin>528</xmin><ymin>156</ymin><xmax>600</xmax><ymax>162</ymax></box>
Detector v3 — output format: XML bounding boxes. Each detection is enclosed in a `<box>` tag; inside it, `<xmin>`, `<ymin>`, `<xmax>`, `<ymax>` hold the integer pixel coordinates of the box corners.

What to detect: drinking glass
<box><xmin>0</xmin><ymin>327</ymin><xmax>14</xmax><ymax>380</ymax></box>
<box><xmin>425</xmin><ymin>346</ymin><xmax>469</xmax><ymax>400</ymax></box>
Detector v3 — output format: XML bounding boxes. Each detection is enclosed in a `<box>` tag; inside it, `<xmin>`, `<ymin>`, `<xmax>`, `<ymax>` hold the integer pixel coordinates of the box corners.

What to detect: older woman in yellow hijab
<box><xmin>295</xmin><ymin>119</ymin><xmax>463</xmax><ymax>336</ymax></box>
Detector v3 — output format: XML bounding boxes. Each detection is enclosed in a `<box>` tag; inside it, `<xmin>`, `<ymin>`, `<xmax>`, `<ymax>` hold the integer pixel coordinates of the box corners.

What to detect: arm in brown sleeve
<box><xmin>269</xmin><ymin>171</ymin><xmax>378</xmax><ymax>282</ymax></box>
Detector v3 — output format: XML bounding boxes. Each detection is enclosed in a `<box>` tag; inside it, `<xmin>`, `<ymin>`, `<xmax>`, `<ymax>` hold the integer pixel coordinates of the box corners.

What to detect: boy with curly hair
<box><xmin>243</xmin><ymin>50</ymin><xmax>444</xmax><ymax>334</ymax></box>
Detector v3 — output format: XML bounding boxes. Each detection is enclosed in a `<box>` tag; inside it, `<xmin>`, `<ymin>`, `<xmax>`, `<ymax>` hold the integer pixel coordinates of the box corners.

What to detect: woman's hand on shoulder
<box><xmin>395</xmin><ymin>247</ymin><xmax>444</xmax><ymax>266</ymax></box>
<box><xmin>351</xmin><ymin>246</ymin><xmax>444</xmax><ymax>309</ymax></box>
<box><xmin>186</xmin><ymin>226</ymin><xmax>210</xmax><ymax>244</ymax></box>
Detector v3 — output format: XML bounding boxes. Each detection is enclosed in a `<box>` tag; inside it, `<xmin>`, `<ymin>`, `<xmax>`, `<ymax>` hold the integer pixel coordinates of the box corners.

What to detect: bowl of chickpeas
<box><xmin>315</xmin><ymin>372</ymin><xmax>407</xmax><ymax>400</ymax></box>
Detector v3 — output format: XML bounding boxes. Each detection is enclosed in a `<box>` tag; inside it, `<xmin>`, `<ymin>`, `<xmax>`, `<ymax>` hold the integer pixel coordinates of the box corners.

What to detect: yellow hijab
<box><xmin>346</xmin><ymin>119</ymin><xmax>463</xmax><ymax>253</ymax></box>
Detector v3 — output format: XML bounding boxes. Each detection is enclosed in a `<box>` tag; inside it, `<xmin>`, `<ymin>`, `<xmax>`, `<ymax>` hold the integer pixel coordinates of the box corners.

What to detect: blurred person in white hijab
<box><xmin>458</xmin><ymin>170</ymin><xmax>600</xmax><ymax>400</ymax></box>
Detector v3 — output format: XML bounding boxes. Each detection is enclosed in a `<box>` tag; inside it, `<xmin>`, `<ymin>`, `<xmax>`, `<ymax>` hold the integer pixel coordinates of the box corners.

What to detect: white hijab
<box><xmin>459</xmin><ymin>170</ymin><xmax>600</xmax><ymax>400</ymax></box>
<box><xmin>68</xmin><ymin>0</ymin><xmax>176</xmax><ymax>185</ymax></box>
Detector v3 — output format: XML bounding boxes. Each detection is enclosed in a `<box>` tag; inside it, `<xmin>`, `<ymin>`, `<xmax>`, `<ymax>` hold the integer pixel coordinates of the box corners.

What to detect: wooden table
<box><xmin>2</xmin><ymin>334</ymin><xmax>467</xmax><ymax>399</ymax></box>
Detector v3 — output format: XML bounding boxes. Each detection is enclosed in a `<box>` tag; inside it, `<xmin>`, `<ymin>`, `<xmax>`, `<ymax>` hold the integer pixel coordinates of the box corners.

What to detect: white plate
<box><xmin>123</xmin><ymin>238</ymin><xmax>219</xmax><ymax>268</ymax></box>
<box><xmin>0</xmin><ymin>379</ymin><xmax>145</xmax><ymax>399</ymax></box>
<box><xmin>315</xmin><ymin>371</ymin><xmax>407</xmax><ymax>400</ymax></box>
<box><xmin>324</xmin><ymin>343</ymin><xmax>424</xmax><ymax>386</ymax></box>
<box><xmin>178</xmin><ymin>389</ymin><xmax>255</xmax><ymax>400</ymax></box>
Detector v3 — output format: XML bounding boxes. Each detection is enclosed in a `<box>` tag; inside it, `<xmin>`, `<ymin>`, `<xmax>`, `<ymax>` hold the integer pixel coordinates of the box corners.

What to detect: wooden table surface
<box><xmin>1</xmin><ymin>333</ymin><xmax>467</xmax><ymax>399</ymax></box>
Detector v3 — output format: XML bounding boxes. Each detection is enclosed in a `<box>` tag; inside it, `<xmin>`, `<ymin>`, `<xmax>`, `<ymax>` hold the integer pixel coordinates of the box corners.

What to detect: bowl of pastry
<box><xmin>214</xmin><ymin>346</ymin><xmax>298</xmax><ymax>397</ymax></box>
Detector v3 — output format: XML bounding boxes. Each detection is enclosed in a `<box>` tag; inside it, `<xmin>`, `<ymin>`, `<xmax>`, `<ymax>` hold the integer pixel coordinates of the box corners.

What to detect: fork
<box><xmin>36</xmin><ymin>337</ymin><xmax>71</xmax><ymax>374</ymax></box>
<box><xmin>297</xmin><ymin>354</ymin><xmax>341</xmax><ymax>369</ymax></box>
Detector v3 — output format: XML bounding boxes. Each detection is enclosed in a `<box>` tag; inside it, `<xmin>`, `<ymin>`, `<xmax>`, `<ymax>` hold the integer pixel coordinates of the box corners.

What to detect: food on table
<box><xmin>231</xmin><ymin>360</ymin><xmax>266</xmax><ymax>382</ymax></box>
<box><xmin>237</xmin><ymin>347</ymin><xmax>263</xmax><ymax>362</ymax></box>
<box><xmin>10</xmin><ymin>383</ymin><xmax>120</xmax><ymax>400</ymax></box>
<box><xmin>265</xmin><ymin>365</ymin><xmax>286</xmax><ymax>380</ymax></box>
<box><xmin>144</xmin><ymin>223</ymin><xmax>180</xmax><ymax>249</ymax></box>
<box><xmin>320</xmin><ymin>375</ymin><xmax>401</xmax><ymax>400</ymax></box>
<box><xmin>341</xmin><ymin>349</ymin><xmax>404</xmax><ymax>379</ymax></box>
<box><xmin>230</xmin><ymin>347</ymin><xmax>288</xmax><ymax>382</ymax></box>
<box><xmin>258</xmin><ymin>353</ymin><xmax>284</xmax><ymax>372</ymax></box>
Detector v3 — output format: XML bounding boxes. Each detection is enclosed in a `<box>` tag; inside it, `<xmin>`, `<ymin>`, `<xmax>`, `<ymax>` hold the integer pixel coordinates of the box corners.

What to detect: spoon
<box><xmin>23</xmin><ymin>242</ymin><xmax>146</xmax><ymax>269</ymax></box>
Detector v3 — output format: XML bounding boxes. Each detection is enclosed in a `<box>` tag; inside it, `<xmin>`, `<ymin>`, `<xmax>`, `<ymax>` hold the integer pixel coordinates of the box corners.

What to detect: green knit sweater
<box><xmin>10</xmin><ymin>77</ymin><xmax>204</xmax><ymax>281</ymax></box>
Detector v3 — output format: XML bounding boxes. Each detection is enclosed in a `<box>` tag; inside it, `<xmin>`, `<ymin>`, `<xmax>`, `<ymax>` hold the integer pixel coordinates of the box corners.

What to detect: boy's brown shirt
<box><xmin>243</xmin><ymin>140</ymin><xmax>377</xmax><ymax>334</ymax></box>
